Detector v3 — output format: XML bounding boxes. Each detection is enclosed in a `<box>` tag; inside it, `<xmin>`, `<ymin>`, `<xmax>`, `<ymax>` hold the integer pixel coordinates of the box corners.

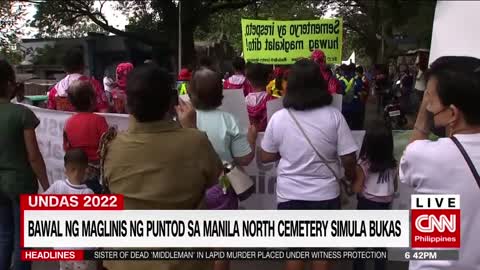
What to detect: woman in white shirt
<box><xmin>260</xmin><ymin>59</ymin><xmax>358</xmax><ymax>270</ymax></box>
<box><xmin>401</xmin><ymin>56</ymin><xmax>480</xmax><ymax>270</ymax></box>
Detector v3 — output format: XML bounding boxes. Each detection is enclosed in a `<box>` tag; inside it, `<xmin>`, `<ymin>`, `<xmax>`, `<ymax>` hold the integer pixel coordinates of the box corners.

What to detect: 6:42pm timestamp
<box><xmin>404</xmin><ymin>251</ymin><xmax>438</xmax><ymax>260</ymax></box>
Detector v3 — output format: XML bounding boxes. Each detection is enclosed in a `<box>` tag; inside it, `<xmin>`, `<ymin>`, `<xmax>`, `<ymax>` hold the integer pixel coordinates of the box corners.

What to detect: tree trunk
<box><xmin>372</xmin><ymin>0</ymin><xmax>381</xmax><ymax>64</ymax></box>
<box><xmin>161</xmin><ymin>0</ymin><xmax>197</xmax><ymax>70</ymax></box>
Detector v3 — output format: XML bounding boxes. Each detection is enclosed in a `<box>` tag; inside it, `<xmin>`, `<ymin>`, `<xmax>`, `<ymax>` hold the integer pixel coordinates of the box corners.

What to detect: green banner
<box><xmin>241</xmin><ymin>18</ymin><xmax>343</xmax><ymax>65</ymax></box>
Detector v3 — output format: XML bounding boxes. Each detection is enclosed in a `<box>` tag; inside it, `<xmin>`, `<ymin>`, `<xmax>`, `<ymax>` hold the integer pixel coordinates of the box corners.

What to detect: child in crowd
<box><xmin>44</xmin><ymin>149</ymin><xmax>98</xmax><ymax>270</ymax></box>
<box><xmin>223</xmin><ymin>57</ymin><xmax>253</xmax><ymax>96</ymax></box>
<box><xmin>110</xmin><ymin>62</ymin><xmax>134</xmax><ymax>113</ymax></box>
<box><xmin>64</xmin><ymin>80</ymin><xmax>108</xmax><ymax>193</ymax></box>
<box><xmin>353</xmin><ymin>122</ymin><xmax>398</xmax><ymax>270</ymax></box>
<box><xmin>44</xmin><ymin>149</ymin><xmax>93</xmax><ymax>195</ymax></box>
<box><xmin>245</xmin><ymin>63</ymin><xmax>276</xmax><ymax>132</ymax></box>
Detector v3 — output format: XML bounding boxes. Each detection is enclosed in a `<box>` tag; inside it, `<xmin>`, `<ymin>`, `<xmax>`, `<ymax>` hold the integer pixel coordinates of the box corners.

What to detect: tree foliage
<box><xmin>20</xmin><ymin>0</ymin><xmax>436</xmax><ymax>65</ymax></box>
<box><xmin>32</xmin><ymin>17</ymin><xmax>108</xmax><ymax>39</ymax></box>
<box><xmin>195</xmin><ymin>0</ymin><xmax>330</xmax><ymax>52</ymax></box>
<box><xmin>0</xmin><ymin>1</ymin><xmax>28</xmax><ymax>63</ymax></box>
<box><xmin>195</xmin><ymin>0</ymin><xmax>436</xmax><ymax>64</ymax></box>
<box><xmin>31</xmin><ymin>43</ymin><xmax>72</xmax><ymax>65</ymax></box>
<box><xmin>28</xmin><ymin>0</ymin><xmax>260</xmax><ymax>65</ymax></box>
<box><xmin>330</xmin><ymin>0</ymin><xmax>436</xmax><ymax>63</ymax></box>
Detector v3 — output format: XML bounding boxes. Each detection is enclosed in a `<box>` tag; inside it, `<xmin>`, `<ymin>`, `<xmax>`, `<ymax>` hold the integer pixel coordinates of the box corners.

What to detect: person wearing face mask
<box><xmin>400</xmin><ymin>56</ymin><xmax>480</xmax><ymax>270</ymax></box>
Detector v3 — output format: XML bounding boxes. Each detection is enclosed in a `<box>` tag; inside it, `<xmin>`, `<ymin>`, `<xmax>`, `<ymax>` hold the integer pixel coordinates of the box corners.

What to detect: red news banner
<box><xmin>410</xmin><ymin>195</ymin><xmax>460</xmax><ymax>249</ymax></box>
<box><xmin>19</xmin><ymin>194</ymin><xmax>460</xmax><ymax>262</ymax></box>
<box><xmin>20</xmin><ymin>194</ymin><xmax>123</xmax><ymax>261</ymax></box>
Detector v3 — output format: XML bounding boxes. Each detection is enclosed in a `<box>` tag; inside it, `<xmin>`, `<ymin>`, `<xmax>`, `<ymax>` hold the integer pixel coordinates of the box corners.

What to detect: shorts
<box><xmin>277</xmin><ymin>197</ymin><xmax>341</xmax><ymax>210</ymax></box>
<box><xmin>60</xmin><ymin>260</ymin><xmax>97</xmax><ymax>270</ymax></box>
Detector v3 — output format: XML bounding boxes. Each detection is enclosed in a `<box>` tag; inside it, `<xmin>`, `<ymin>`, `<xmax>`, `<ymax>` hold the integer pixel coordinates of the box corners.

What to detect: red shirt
<box><xmin>63</xmin><ymin>113</ymin><xmax>108</xmax><ymax>162</ymax></box>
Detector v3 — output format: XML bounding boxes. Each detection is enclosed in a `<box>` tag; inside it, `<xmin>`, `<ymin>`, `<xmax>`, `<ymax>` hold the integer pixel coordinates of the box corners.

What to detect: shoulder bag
<box><xmin>287</xmin><ymin>109</ymin><xmax>354</xmax><ymax>200</ymax></box>
<box><xmin>98</xmin><ymin>127</ymin><xmax>118</xmax><ymax>194</ymax></box>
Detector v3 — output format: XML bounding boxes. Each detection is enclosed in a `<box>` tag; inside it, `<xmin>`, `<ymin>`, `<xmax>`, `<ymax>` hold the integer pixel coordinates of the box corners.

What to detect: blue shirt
<box><xmin>196</xmin><ymin>109</ymin><xmax>252</xmax><ymax>163</ymax></box>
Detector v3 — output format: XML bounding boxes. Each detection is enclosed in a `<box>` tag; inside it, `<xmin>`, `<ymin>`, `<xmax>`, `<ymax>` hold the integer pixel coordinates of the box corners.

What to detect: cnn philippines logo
<box><xmin>411</xmin><ymin>195</ymin><xmax>460</xmax><ymax>248</ymax></box>
<box><xmin>415</xmin><ymin>214</ymin><xmax>456</xmax><ymax>233</ymax></box>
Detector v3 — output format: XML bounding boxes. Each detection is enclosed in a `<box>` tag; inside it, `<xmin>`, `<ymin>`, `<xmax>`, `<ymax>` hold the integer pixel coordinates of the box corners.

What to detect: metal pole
<box><xmin>381</xmin><ymin>23</ymin><xmax>385</xmax><ymax>64</ymax></box>
<box><xmin>178</xmin><ymin>0</ymin><xmax>182</xmax><ymax>74</ymax></box>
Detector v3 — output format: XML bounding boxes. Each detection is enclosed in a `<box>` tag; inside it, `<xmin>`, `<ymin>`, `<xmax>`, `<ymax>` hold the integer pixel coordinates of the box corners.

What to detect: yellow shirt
<box><xmin>103</xmin><ymin>117</ymin><xmax>221</xmax><ymax>270</ymax></box>
<box><xmin>266</xmin><ymin>79</ymin><xmax>286</xmax><ymax>98</ymax></box>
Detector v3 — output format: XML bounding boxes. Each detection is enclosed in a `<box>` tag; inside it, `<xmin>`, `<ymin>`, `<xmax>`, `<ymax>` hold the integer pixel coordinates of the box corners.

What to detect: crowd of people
<box><xmin>0</xmin><ymin>45</ymin><xmax>479</xmax><ymax>270</ymax></box>
<box><xmin>41</xmin><ymin>48</ymin><xmax>374</xmax><ymax>134</ymax></box>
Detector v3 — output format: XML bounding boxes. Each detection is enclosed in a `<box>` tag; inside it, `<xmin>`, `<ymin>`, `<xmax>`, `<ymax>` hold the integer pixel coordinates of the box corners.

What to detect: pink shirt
<box><xmin>245</xmin><ymin>91</ymin><xmax>276</xmax><ymax>132</ymax></box>
<box><xmin>223</xmin><ymin>74</ymin><xmax>253</xmax><ymax>96</ymax></box>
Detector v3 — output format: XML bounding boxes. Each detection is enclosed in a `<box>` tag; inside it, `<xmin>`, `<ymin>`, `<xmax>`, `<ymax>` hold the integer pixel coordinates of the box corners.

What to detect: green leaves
<box><xmin>195</xmin><ymin>0</ymin><xmax>327</xmax><ymax>53</ymax></box>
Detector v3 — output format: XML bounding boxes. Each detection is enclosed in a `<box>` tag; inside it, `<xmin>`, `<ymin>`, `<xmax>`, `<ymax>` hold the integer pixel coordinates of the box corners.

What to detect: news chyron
<box><xmin>19</xmin><ymin>194</ymin><xmax>460</xmax><ymax>262</ymax></box>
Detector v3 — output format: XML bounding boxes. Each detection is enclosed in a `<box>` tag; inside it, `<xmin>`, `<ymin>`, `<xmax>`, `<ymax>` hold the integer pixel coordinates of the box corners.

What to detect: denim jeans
<box><xmin>0</xmin><ymin>197</ymin><xmax>31</xmax><ymax>270</ymax></box>
<box><xmin>278</xmin><ymin>197</ymin><xmax>341</xmax><ymax>210</ymax></box>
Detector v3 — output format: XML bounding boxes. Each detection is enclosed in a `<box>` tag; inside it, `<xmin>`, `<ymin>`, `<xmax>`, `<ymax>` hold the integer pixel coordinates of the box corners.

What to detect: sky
<box><xmin>20</xmin><ymin>1</ymin><xmax>128</xmax><ymax>38</ymax></box>
<box><xmin>20</xmin><ymin>1</ymin><xmax>335</xmax><ymax>39</ymax></box>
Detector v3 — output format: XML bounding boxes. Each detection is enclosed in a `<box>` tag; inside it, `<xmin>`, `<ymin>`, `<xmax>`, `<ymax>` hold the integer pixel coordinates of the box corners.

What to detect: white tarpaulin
<box><xmin>429</xmin><ymin>1</ymin><xmax>480</xmax><ymax>64</ymax></box>
<box><xmin>27</xmin><ymin>101</ymin><xmax>412</xmax><ymax>212</ymax></box>
<box><xmin>28</xmin><ymin>105</ymin><xmax>129</xmax><ymax>187</ymax></box>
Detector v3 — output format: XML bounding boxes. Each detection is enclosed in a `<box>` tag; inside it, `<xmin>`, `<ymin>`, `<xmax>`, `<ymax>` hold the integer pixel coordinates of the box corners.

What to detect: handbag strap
<box><xmin>287</xmin><ymin>109</ymin><xmax>340</xmax><ymax>180</ymax></box>
<box><xmin>99</xmin><ymin>127</ymin><xmax>118</xmax><ymax>193</ymax></box>
<box><xmin>451</xmin><ymin>136</ymin><xmax>480</xmax><ymax>189</ymax></box>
